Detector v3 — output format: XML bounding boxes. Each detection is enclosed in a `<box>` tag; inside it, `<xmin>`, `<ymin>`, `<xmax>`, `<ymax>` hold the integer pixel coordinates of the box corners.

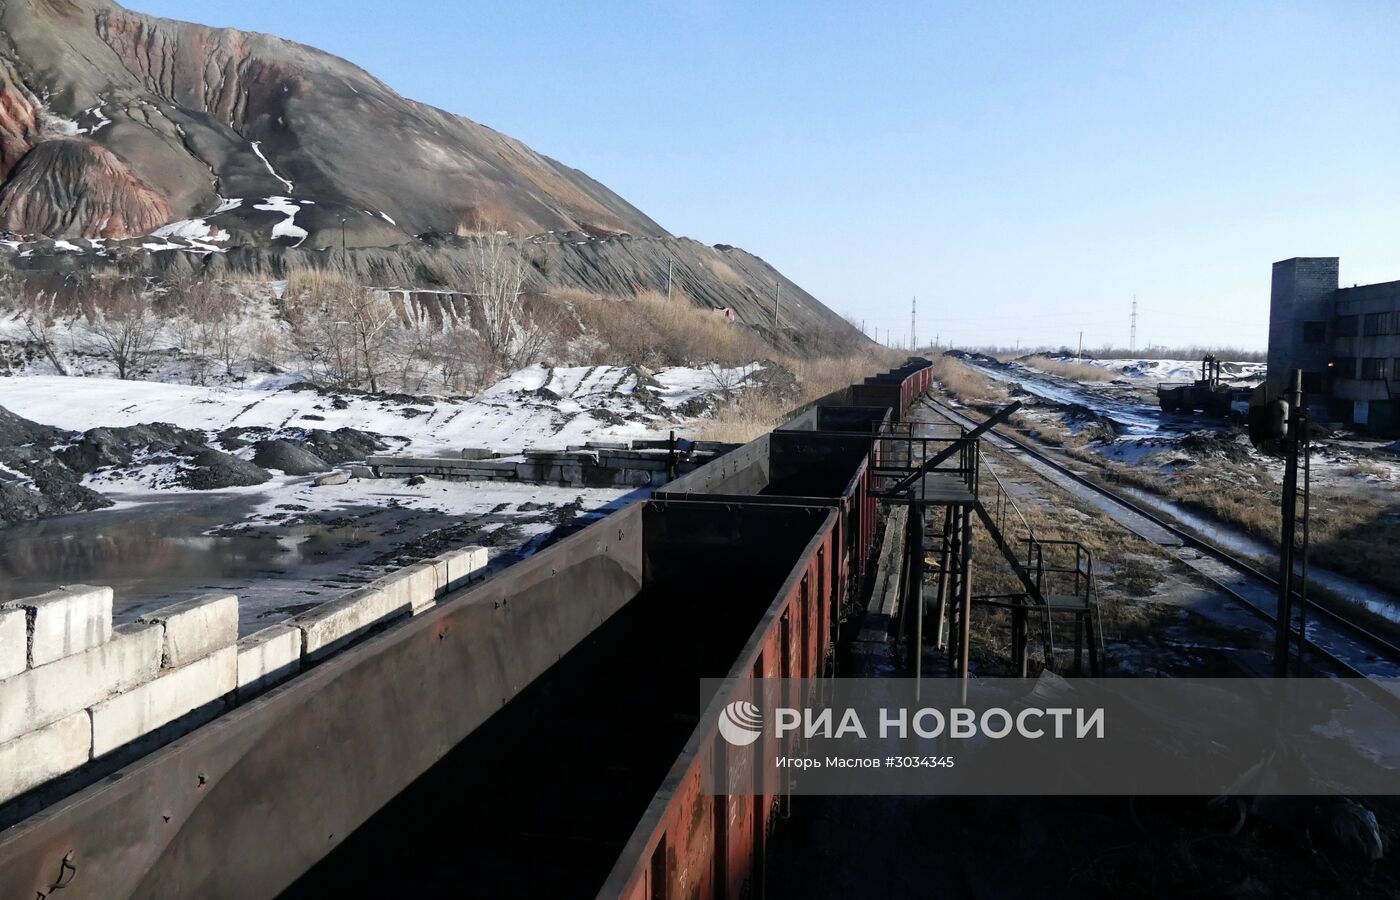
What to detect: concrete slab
<box><xmin>90</xmin><ymin>646</ymin><xmax>237</xmax><ymax>758</ymax></box>
<box><xmin>291</xmin><ymin>587</ymin><xmax>408</xmax><ymax>663</ymax></box>
<box><xmin>0</xmin><ymin>622</ymin><xmax>161</xmax><ymax>745</ymax></box>
<box><xmin>2</xmin><ymin>585</ymin><xmax>113</xmax><ymax>667</ymax></box>
<box><xmin>0</xmin><ymin>710</ymin><xmax>90</xmax><ymax>805</ymax></box>
<box><xmin>236</xmin><ymin>624</ymin><xmax>303</xmax><ymax>700</ymax></box>
<box><xmin>0</xmin><ymin>608</ymin><xmax>25</xmax><ymax>680</ymax></box>
<box><xmin>374</xmin><ymin>563</ymin><xmax>438</xmax><ymax>613</ymax></box>
<box><xmin>434</xmin><ymin>546</ymin><xmax>489</xmax><ymax>595</ymax></box>
<box><xmin>138</xmin><ymin>593</ymin><xmax>238</xmax><ymax>668</ymax></box>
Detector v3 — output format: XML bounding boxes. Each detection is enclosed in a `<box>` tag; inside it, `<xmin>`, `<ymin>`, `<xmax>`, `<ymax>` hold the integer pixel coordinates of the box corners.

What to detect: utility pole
<box><xmin>1077</xmin><ymin>331</ymin><xmax>1083</xmax><ymax>362</ymax></box>
<box><xmin>910</xmin><ymin>296</ymin><xmax>917</xmax><ymax>351</ymax></box>
<box><xmin>773</xmin><ymin>280</ymin><xmax>781</xmax><ymax>330</ymax></box>
<box><xmin>1130</xmin><ymin>295</ymin><xmax>1138</xmax><ymax>353</ymax></box>
<box><xmin>1274</xmin><ymin>370</ymin><xmax>1307</xmax><ymax>677</ymax></box>
<box><xmin>666</xmin><ymin>259</ymin><xmax>673</xmax><ymax>301</ymax></box>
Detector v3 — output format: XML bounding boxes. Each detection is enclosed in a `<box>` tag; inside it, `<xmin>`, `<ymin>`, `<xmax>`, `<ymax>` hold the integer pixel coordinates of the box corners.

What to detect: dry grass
<box><xmin>1022</xmin><ymin>355</ymin><xmax>1114</xmax><ymax>381</ymax></box>
<box><xmin>547</xmin><ymin>285</ymin><xmax>901</xmax><ymax>443</ymax></box>
<box><xmin>1343</xmin><ymin>459</ymin><xmax>1389</xmax><ymax>478</ymax></box>
<box><xmin>694</xmin><ymin>349</ymin><xmax>900</xmax><ymax>443</ymax></box>
<box><xmin>285</xmin><ymin>266</ymin><xmax>361</xmax><ymax>298</ymax></box>
<box><xmin>559</xmin><ymin>288</ymin><xmax>774</xmax><ymax>368</ymax></box>
<box><xmin>1081</xmin><ymin>449</ymin><xmax>1400</xmax><ymax>597</ymax></box>
<box><xmin>930</xmin><ymin>355</ymin><xmax>1008</xmax><ymax>405</ymax></box>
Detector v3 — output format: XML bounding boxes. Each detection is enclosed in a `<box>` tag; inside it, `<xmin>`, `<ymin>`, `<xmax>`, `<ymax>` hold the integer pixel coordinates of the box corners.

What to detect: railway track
<box><xmin>917</xmin><ymin>394</ymin><xmax>1400</xmax><ymax>682</ymax></box>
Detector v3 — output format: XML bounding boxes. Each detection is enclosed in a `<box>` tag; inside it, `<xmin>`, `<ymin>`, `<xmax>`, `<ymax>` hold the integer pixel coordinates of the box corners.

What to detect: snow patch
<box><xmin>254</xmin><ymin>196</ymin><xmax>308</xmax><ymax>247</ymax></box>
<box><xmin>152</xmin><ymin>218</ymin><xmax>230</xmax><ymax>246</ymax></box>
<box><xmin>77</xmin><ymin>106</ymin><xmax>112</xmax><ymax>135</ymax></box>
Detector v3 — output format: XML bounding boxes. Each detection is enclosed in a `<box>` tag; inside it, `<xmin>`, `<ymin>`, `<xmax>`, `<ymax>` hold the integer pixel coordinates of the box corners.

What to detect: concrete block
<box><xmin>433</xmin><ymin>546</ymin><xmax>490</xmax><ymax>595</ymax></box>
<box><xmin>460</xmin><ymin>447</ymin><xmax>497</xmax><ymax>460</ymax></box>
<box><xmin>349</xmin><ymin>465</ymin><xmax>375</xmax><ymax>479</ymax></box>
<box><xmin>90</xmin><ymin>646</ymin><xmax>236</xmax><ymax>758</ymax></box>
<box><xmin>314</xmin><ymin>470</ymin><xmax>350</xmax><ymax>486</ymax></box>
<box><xmin>0</xmin><ymin>711</ymin><xmax>91</xmax><ymax>804</ymax></box>
<box><xmin>2</xmin><ymin>585</ymin><xmax>113</xmax><ymax>667</ymax></box>
<box><xmin>515</xmin><ymin>463</ymin><xmax>543</xmax><ymax>480</ymax></box>
<box><xmin>236</xmin><ymin>624</ymin><xmax>302</xmax><ymax>700</ymax></box>
<box><xmin>138</xmin><ymin>593</ymin><xmax>238</xmax><ymax>668</ymax></box>
<box><xmin>373</xmin><ymin>563</ymin><xmax>439</xmax><ymax>613</ymax></box>
<box><xmin>0</xmin><ymin>607</ymin><xmax>25</xmax><ymax>680</ymax></box>
<box><xmin>0</xmin><ymin>622</ymin><xmax>160</xmax><ymax>745</ymax></box>
<box><xmin>460</xmin><ymin>459</ymin><xmax>519</xmax><ymax>473</ymax></box>
<box><xmin>291</xmin><ymin>587</ymin><xmax>408</xmax><ymax>663</ymax></box>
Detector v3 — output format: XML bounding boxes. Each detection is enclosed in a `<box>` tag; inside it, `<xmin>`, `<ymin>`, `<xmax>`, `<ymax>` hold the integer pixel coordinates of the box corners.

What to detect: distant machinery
<box><xmin>1156</xmin><ymin>354</ymin><xmax>1252</xmax><ymax>417</ymax></box>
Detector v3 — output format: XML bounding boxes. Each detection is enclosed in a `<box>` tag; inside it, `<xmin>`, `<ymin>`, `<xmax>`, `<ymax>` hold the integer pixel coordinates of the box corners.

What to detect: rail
<box><xmin>919</xmin><ymin>394</ymin><xmax>1400</xmax><ymax>682</ymax></box>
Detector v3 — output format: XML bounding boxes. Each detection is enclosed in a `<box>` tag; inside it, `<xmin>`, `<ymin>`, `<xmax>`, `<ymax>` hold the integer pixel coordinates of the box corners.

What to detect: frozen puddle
<box><xmin>0</xmin><ymin>477</ymin><xmax>638</xmax><ymax>636</ymax></box>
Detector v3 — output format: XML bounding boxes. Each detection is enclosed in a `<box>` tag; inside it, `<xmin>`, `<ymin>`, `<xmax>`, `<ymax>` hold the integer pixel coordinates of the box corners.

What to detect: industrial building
<box><xmin>1268</xmin><ymin>257</ymin><xmax>1400</xmax><ymax>433</ymax></box>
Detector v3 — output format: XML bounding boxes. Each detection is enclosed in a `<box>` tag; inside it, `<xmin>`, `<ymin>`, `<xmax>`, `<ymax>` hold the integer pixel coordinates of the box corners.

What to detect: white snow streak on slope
<box><xmin>250</xmin><ymin>141</ymin><xmax>294</xmax><ymax>191</ymax></box>
<box><xmin>254</xmin><ymin>197</ymin><xmax>308</xmax><ymax>247</ymax></box>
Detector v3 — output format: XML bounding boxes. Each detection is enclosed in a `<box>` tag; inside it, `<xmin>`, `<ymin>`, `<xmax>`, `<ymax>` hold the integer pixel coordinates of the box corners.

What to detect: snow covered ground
<box><xmin>0</xmin><ymin>362</ymin><xmax>755</xmax><ymax>453</ymax></box>
<box><xmin>1083</xmin><ymin>358</ymin><xmax>1267</xmax><ymax>383</ymax></box>
<box><xmin>0</xmin><ymin>360</ymin><xmax>764</xmax><ymax>624</ymax></box>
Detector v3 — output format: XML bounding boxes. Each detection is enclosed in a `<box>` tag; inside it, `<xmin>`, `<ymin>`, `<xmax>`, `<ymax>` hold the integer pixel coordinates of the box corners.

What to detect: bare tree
<box><xmin>284</xmin><ymin>274</ymin><xmax>398</xmax><ymax>392</ymax></box>
<box><xmin>705</xmin><ymin>362</ymin><xmax>745</xmax><ymax>404</ymax></box>
<box><xmin>85</xmin><ymin>279</ymin><xmax>162</xmax><ymax>380</ymax></box>
<box><xmin>17</xmin><ymin>277</ymin><xmax>72</xmax><ymax>376</ymax></box>
<box><xmin>465</xmin><ymin>227</ymin><xmax>529</xmax><ymax>374</ymax></box>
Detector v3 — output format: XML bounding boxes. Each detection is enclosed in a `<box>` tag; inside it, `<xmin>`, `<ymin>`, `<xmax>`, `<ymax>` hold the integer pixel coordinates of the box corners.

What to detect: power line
<box><xmin>1130</xmin><ymin>294</ymin><xmax>1138</xmax><ymax>353</ymax></box>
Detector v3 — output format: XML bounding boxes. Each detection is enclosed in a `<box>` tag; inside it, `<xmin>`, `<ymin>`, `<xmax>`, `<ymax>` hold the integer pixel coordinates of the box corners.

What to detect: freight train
<box><xmin>0</xmin><ymin>358</ymin><xmax>936</xmax><ymax>900</ymax></box>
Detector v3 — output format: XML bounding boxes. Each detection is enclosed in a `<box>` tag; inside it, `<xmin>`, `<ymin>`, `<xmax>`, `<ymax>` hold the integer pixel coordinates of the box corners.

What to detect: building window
<box><xmin>1337</xmin><ymin>315</ymin><xmax>1359</xmax><ymax>338</ymax></box>
<box><xmin>1302</xmin><ymin>370</ymin><xmax>1323</xmax><ymax>393</ymax></box>
<box><xmin>1385</xmin><ymin>311</ymin><xmax>1399</xmax><ymax>335</ymax></box>
<box><xmin>1302</xmin><ymin>321</ymin><xmax>1327</xmax><ymax>344</ymax></box>
<box><xmin>1394</xmin><ymin>359</ymin><xmax>1400</xmax><ymax>381</ymax></box>
<box><xmin>1364</xmin><ymin>313</ymin><xmax>1382</xmax><ymax>336</ymax></box>
<box><xmin>1361</xmin><ymin>358</ymin><xmax>1386</xmax><ymax>380</ymax></box>
<box><xmin>1332</xmin><ymin>357</ymin><xmax>1356</xmax><ymax>379</ymax></box>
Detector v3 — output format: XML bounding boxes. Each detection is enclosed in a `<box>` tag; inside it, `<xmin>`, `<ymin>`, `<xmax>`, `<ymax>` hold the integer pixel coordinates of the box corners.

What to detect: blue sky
<box><xmin>128</xmin><ymin>1</ymin><xmax>1399</xmax><ymax>351</ymax></box>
